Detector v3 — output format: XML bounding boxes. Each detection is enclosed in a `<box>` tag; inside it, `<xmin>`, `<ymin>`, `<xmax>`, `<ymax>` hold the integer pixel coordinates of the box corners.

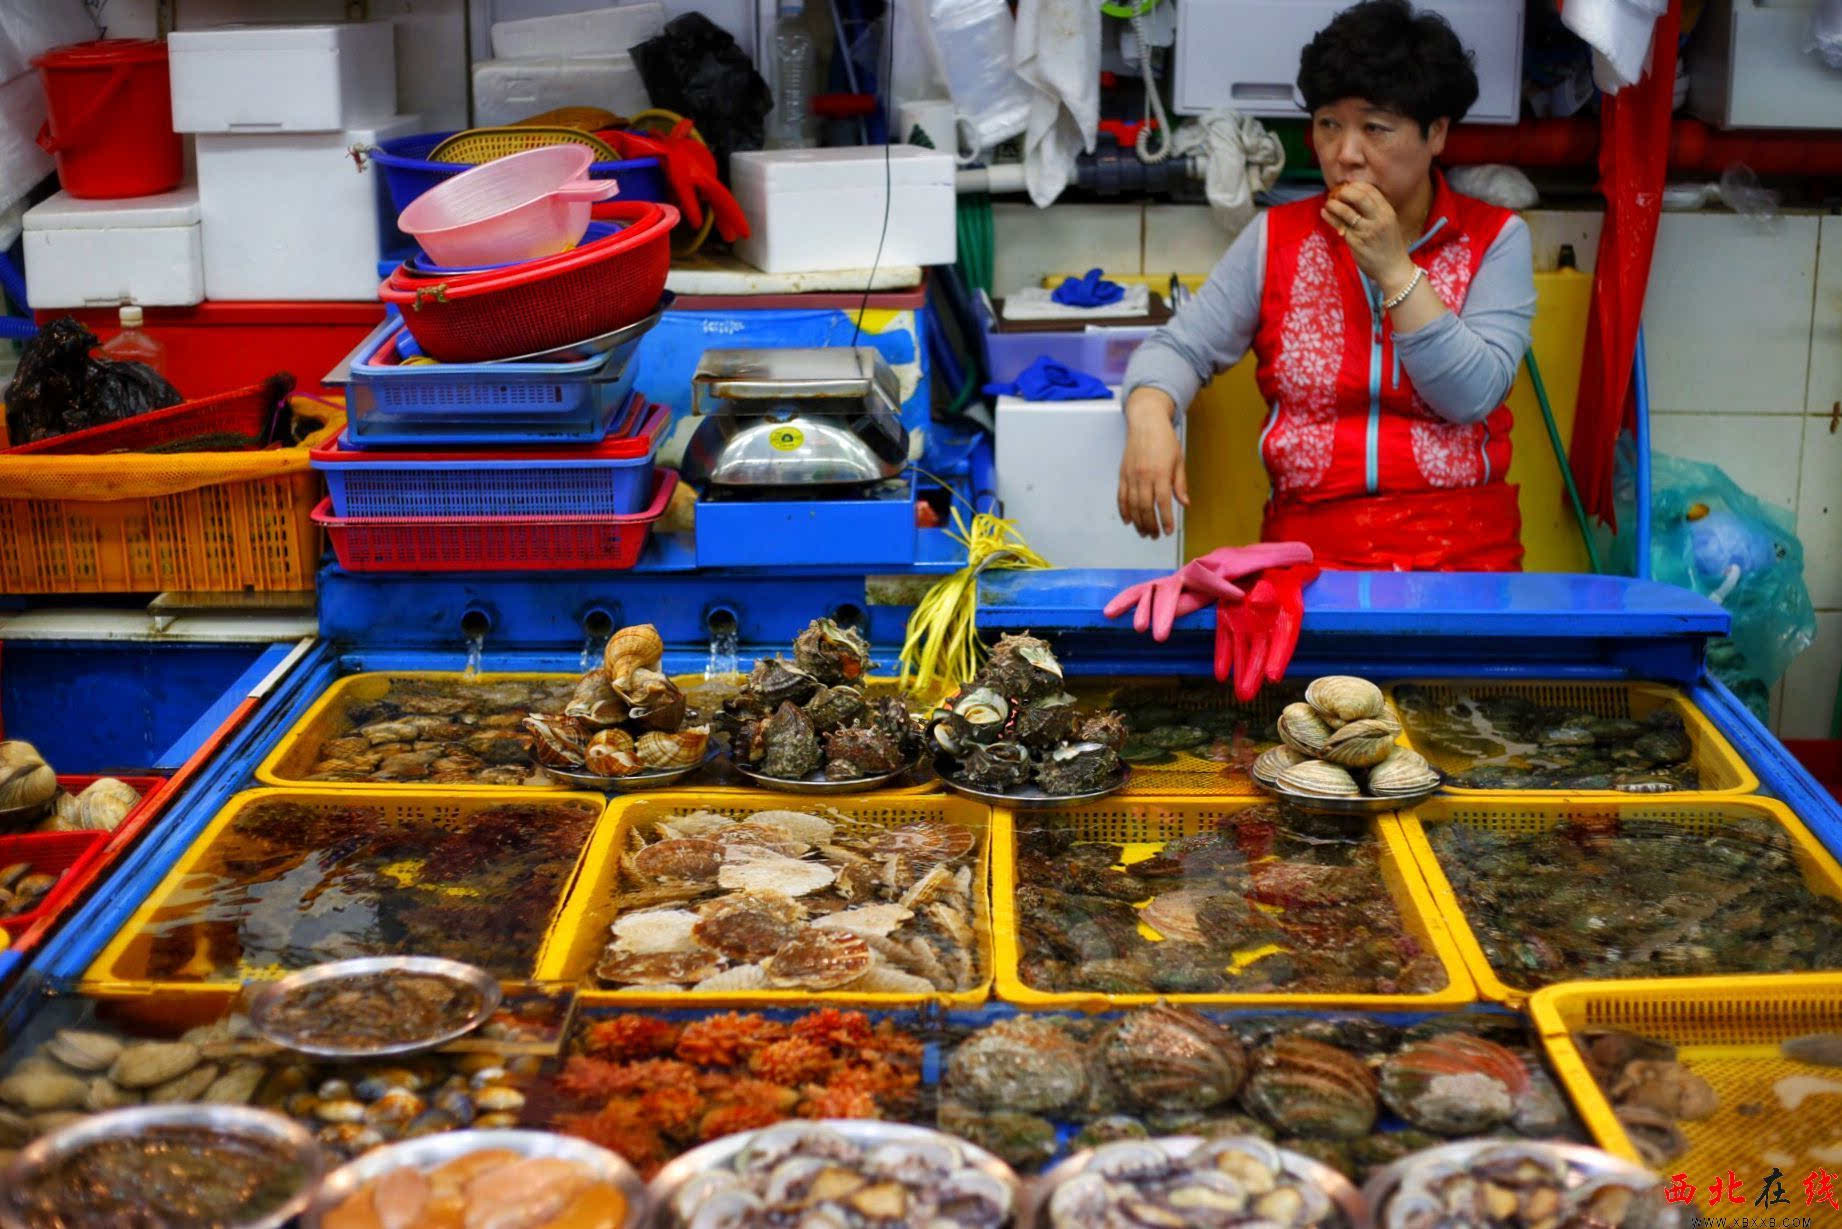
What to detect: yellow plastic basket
<box><xmin>1056</xmin><ymin>676</ymin><xmax>1301</xmax><ymax>799</ymax></box>
<box><xmin>1398</xmin><ymin>795</ymin><xmax>1842</xmax><ymax>1006</ymax></box>
<box><xmin>82</xmin><ymin>787</ymin><xmax>609</xmax><ymax>994</ymax></box>
<box><xmin>1389</xmin><ymin>679</ymin><xmax>1758</xmax><ymax>798</ymax></box>
<box><xmin>428</xmin><ymin>125</ymin><xmax>619</xmax><ymax>163</ymax></box>
<box><xmin>989</xmin><ymin>797</ymin><xmax>1475</xmax><ymax>1011</ymax></box>
<box><xmin>535</xmin><ymin>791</ymin><xmax>994</xmax><ymax>1006</ymax></box>
<box><xmin>255</xmin><ymin>671</ymin><xmax>579</xmax><ymax>790</ymax></box>
<box><xmin>1529</xmin><ymin>974</ymin><xmax>1842</xmax><ymax>1178</ymax></box>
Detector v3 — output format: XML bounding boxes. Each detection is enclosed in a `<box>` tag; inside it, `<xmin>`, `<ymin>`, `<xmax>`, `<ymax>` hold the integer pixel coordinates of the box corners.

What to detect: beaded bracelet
<box><xmin>1382</xmin><ymin>266</ymin><xmax>1425</xmax><ymax>311</ymax></box>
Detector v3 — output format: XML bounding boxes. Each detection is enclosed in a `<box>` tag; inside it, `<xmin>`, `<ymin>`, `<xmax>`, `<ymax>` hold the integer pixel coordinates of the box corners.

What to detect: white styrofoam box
<box><xmin>22</xmin><ymin>187</ymin><xmax>204</xmax><ymax>309</ymax></box>
<box><xmin>471</xmin><ymin>0</ymin><xmax>753</xmax><ymax>64</ymax></box>
<box><xmin>1173</xmin><ymin>0</ymin><xmax>1523</xmax><ymax>124</ymax></box>
<box><xmin>169</xmin><ymin>22</ymin><xmax>397</xmax><ymax>134</ymax></box>
<box><xmin>996</xmin><ymin>392</ymin><xmax>1184</xmax><ymax>570</ymax></box>
<box><xmin>196</xmin><ymin>115</ymin><xmax>420</xmax><ymax>301</ymax></box>
<box><xmin>730</xmin><ymin>147</ymin><xmax>956</xmax><ymax>274</ymax></box>
<box><xmin>491</xmin><ymin>3</ymin><xmax>665</xmax><ymax>58</ymax></box>
<box><xmin>1689</xmin><ymin>0</ymin><xmax>1842</xmax><ymax>130</ymax></box>
<box><xmin>472</xmin><ymin>56</ymin><xmax>650</xmax><ymax>128</ymax></box>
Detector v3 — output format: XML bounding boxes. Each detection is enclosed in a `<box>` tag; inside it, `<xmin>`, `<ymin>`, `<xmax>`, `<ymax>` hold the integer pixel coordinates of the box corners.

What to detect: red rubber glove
<box><xmin>602</xmin><ymin>126</ymin><xmax>751</xmax><ymax>242</ymax></box>
<box><xmin>1215</xmin><ymin>562</ymin><xmax>1319</xmax><ymax>698</ymax></box>
<box><xmin>1103</xmin><ymin>542</ymin><xmax>1313</xmax><ymax>642</ymax></box>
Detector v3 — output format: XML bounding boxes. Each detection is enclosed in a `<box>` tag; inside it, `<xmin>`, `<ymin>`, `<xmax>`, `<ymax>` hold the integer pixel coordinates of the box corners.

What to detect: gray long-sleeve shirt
<box><xmin>1122</xmin><ymin>211</ymin><xmax>1536</xmax><ymax>425</ymax></box>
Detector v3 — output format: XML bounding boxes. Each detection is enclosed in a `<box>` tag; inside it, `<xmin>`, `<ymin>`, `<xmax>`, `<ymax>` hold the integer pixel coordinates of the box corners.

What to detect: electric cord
<box><xmin>1131</xmin><ymin>11</ymin><xmax>1173</xmax><ymax>164</ymax></box>
<box><xmin>849</xmin><ymin>0</ymin><xmax>900</xmax><ymax>348</ymax></box>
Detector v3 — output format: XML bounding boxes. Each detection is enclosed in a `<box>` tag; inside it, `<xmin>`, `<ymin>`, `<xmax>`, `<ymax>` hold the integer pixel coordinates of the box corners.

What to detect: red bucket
<box><xmin>33</xmin><ymin>39</ymin><xmax>183</xmax><ymax>199</ymax></box>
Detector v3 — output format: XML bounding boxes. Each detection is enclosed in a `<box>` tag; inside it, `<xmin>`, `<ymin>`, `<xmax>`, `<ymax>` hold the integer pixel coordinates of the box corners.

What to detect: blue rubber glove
<box><xmin>983</xmin><ymin>357</ymin><xmax>1111</xmax><ymax>401</ymax></box>
<box><xmin>1051</xmin><ymin>267</ymin><xmax>1125</xmax><ymax>307</ymax></box>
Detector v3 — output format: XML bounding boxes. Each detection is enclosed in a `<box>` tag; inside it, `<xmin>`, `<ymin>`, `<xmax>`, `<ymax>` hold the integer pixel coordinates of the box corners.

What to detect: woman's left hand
<box><xmin>1322</xmin><ymin>182</ymin><xmax>1415</xmax><ymax>293</ymax></box>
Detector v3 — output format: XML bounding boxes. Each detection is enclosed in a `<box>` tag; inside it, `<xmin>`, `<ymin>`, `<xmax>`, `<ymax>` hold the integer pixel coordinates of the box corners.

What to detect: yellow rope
<box><xmin>899</xmin><ymin>510</ymin><xmax>1050</xmax><ymax>695</ymax></box>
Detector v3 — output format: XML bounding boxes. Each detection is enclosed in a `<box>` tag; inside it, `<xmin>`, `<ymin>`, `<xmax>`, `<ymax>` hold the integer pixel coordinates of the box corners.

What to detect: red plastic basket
<box><xmin>4</xmin><ymin>377</ymin><xmax>295</xmax><ymax>455</ymax></box>
<box><xmin>0</xmin><ymin>831</ymin><xmax>109</xmax><ymax>931</ymax></box>
<box><xmin>379</xmin><ymin>200</ymin><xmax>677</xmax><ymax>364</ymax></box>
<box><xmin>314</xmin><ymin>467</ymin><xmax>677</xmax><ymax>572</ymax></box>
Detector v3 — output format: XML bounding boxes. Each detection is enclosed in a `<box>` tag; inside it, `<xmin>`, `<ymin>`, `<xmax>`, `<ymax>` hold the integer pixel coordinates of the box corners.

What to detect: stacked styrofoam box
<box><xmin>168</xmin><ymin>23</ymin><xmax>414</xmax><ymax>300</ymax></box>
<box><xmin>23</xmin><ymin>186</ymin><xmax>206</xmax><ymax>309</ymax></box>
<box><xmin>474</xmin><ymin>4</ymin><xmax>663</xmax><ymax>127</ymax></box>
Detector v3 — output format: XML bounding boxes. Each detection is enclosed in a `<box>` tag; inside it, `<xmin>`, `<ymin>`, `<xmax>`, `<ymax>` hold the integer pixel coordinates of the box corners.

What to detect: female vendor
<box><xmin>1117</xmin><ymin>0</ymin><xmax>1536</xmax><ymax>570</ymax></box>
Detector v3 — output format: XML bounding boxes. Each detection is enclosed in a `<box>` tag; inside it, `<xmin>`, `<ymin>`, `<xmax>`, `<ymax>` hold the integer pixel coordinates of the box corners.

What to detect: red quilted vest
<box><xmin>1253</xmin><ymin>175</ymin><xmax>1517</xmax><ymax>507</ymax></box>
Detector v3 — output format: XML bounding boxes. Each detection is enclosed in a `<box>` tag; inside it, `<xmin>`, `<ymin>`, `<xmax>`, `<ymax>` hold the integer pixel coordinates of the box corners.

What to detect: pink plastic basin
<box><xmin>395</xmin><ymin>145</ymin><xmax>619</xmax><ymax>268</ymax></box>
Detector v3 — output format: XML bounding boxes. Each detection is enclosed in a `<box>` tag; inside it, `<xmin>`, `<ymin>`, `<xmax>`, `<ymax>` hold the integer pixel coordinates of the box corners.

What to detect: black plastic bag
<box><xmin>630</xmin><ymin>13</ymin><xmax>772</xmax><ymax>177</ymax></box>
<box><xmin>4</xmin><ymin>316</ymin><xmax>182</xmax><ymax>445</ymax></box>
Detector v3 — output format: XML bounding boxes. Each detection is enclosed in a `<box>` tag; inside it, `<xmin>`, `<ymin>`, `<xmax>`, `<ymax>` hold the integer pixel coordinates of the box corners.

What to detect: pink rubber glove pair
<box><xmin>1103</xmin><ymin>542</ymin><xmax>1316</xmax><ymax>642</ymax></box>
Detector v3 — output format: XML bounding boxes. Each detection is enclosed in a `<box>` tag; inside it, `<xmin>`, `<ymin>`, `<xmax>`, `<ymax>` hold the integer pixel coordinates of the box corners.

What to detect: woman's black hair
<box><xmin>1297</xmin><ymin>0</ymin><xmax>1479</xmax><ymax>131</ymax></box>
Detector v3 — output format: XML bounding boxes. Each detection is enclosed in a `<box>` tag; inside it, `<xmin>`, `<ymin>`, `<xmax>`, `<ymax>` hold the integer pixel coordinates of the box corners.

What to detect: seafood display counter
<box><xmin>1</xmin><ymin>568</ymin><xmax>1839</xmax><ymax>1224</ymax></box>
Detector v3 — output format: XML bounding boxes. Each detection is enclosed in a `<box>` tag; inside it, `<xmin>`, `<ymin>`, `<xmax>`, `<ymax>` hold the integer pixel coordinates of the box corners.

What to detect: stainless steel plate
<box><xmin>1</xmin><ymin>1105</ymin><xmax>324</xmax><ymax>1229</ymax></box>
<box><xmin>307</xmin><ymin>1129</ymin><xmax>648</xmax><ymax>1229</ymax></box>
<box><xmin>934</xmin><ymin>756</ymin><xmax>1131</xmax><ymax>810</ymax></box>
<box><xmin>540</xmin><ymin>752</ymin><xmax>716</xmax><ymax>793</ymax></box>
<box><xmin>492</xmin><ymin>297</ymin><xmax>671</xmax><ymax>365</ymax></box>
<box><xmin>649</xmin><ymin>1120</ymin><xmax>1018</xmax><ymax>1227</ymax></box>
<box><xmin>1256</xmin><ymin>781</ymin><xmax>1443</xmax><ymax>816</ymax></box>
<box><xmin>731</xmin><ymin>758</ymin><xmax>921</xmax><ymax>795</ymax></box>
<box><xmin>1362</xmin><ymin>1139</ymin><xmax>1676</xmax><ymax>1229</ymax></box>
<box><xmin>1025</xmin><ymin>1135</ymin><xmax>1366</xmax><ymax>1229</ymax></box>
<box><xmin>248</xmin><ymin>956</ymin><xmax>502</xmax><ymax>1060</ymax></box>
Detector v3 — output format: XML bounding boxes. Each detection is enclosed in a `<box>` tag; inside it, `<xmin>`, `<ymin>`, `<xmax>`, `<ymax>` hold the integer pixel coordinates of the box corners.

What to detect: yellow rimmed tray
<box><xmin>534</xmin><ymin>791</ymin><xmax>993</xmax><ymax>1005</ymax></box>
<box><xmin>989</xmin><ymin>796</ymin><xmax>1476</xmax><ymax>1010</ymax></box>
<box><xmin>1063</xmin><ymin>676</ymin><xmax>1304</xmax><ymax>799</ymax></box>
<box><xmin>255</xmin><ymin>671</ymin><xmax>580</xmax><ymax>790</ymax></box>
<box><xmin>82</xmin><ymin>787</ymin><xmax>610</xmax><ymax>994</ymax></box>
<box><xmin>1388</xmin><ymin>679</ymin><xmax>1758</xmax><ymax>798</ymax></box>
<box><xmin>1398</xmin><ymin>795</ymin><xmax>1842</xmax><ymax>1007</ymax></box>
<box><xmin>1529</xmin><ymin>974</ymin><xmax>1842</xmax><ymax>1180</ymax></box>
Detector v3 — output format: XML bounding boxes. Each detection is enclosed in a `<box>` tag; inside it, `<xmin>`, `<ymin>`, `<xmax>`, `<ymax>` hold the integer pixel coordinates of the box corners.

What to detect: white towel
<box><xmin>1013</xmin><ymin>0</ymin><xmax>1100</xmax><ymax>208</ymax></box>
<box><xmin>1169</xmin><ymin>110</ymin><xmax>1285</xmax><ymax>242</ymax></box>
<box><xmin>1561</xmin><ymin>0</ymin><xmax>1665</xmax><ymax>92</ymax></box>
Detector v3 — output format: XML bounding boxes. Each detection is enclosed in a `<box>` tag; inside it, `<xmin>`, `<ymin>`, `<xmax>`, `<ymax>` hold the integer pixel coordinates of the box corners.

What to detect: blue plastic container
<box><xmin>694</xmin><ymin>473</ymin><xmax>920</xmax><ymax>568</ymax></box>
<box><xmin>315</xmin><ymin>400</ymin><xmax>665</xmax><ymax>518</ymax></box>
<box><xmin>370</xmin><ymin>132</ymin><xmax>668</xmax><ymax>216</ymax></box>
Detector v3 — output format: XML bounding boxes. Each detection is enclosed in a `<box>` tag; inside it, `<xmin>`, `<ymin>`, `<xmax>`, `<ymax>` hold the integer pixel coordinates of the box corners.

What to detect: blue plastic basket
<box><xmin>314</xmin><ymin>402</ymin><xmax>666</xmax><ymax>518</ymax></box>
<box><xmin>369</xmin><ymin>132</ymin><xmax>669</xmax><ymax>216</ymax></box>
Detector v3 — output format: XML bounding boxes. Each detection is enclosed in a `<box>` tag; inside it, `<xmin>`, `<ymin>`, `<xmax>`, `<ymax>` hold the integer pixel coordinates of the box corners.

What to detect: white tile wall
<box><xmin>1143</xmin><ymin>204</ymin><xmax>1234</xmax><ymax>275</ymax></box>
<box><xmin>1523</xmin><ymin>209</ymin><xmax>1602</xmax><ymax>273</ymax></box>
<box><xmin>1649</xmin><ymin>412</ymin><xmax>1804</xmax><ymax>517</ymax></box>
<box><xmin>990</xmin><ymin>203</ymin><xmax>1142</xmax><ymax>294</ymax></box>
<box><xmin>1642</xmin><ymin>213</ymin><xmax>1819</xmax><ymax>414</ymax></box>
<box><xmin>1783</xmin><ymin>612</ymin><xmax>1842</xmax><ymax>741</ymax></box>
<box><xmin>1799</xmin><ymin>414</ymin><xmax>1842</xmax><ymax>612</ymax></box>
<box><xmin>1811</xmin><ymin>216</ymin><xmax>1842</xmax><ymax>414</ymax></box>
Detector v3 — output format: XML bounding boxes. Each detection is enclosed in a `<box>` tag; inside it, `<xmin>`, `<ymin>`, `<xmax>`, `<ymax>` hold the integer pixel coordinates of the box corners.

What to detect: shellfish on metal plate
<box><xmin>1382</xmin><ymin>1142</ymin><xmax>1662</xmax><ymax>1229</ymax></box>
<box><xmin>1046</xmin><ymin>1136</ymin><xmax>1340</xmax><ymax>1229</ymax></box>
<box><xmin>637</xmin><ymin>727</ymin><xmax>712</xmax><ymax>770</ymax></box>
<box><xmin>793</xmin><ymin>616</ymin><xmax>873</xmax><ymax>685</ymax></box>
<box><xmin>1252</xmin><ymin>745</ymin><xmax>1308</xmax><ymax>787</ymax></box>
<box><xmin>1322</xmin><ymin>714</ymin><xmax>1402</xmax><ymax>769</ymax></box>
<box><xmin>603</xmin><ymin>622</ymin><xmax>665</xmax><ymax>688</ymax></box>
<box><xmin>1277</xmin><ymin>704</ymin><xmax>1335</xmax><ymax>758</ymax></box>
<box><xmin>930</xmin><ymin>688</ymin><xmax>1010</xmax><ymax>755</ymax></box>
<box><xmin>1367</xmin><ymin>748</ymin><xmax>1439</xmax><ymax>797</ymax></box>
<box><xmin>667</xmin><ymin>1123</ymin><xmax>1013</xmax><ymax>1229</ymax></box>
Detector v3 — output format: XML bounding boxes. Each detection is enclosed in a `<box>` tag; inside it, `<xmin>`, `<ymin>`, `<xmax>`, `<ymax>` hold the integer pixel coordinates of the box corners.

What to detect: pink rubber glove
<box><xmin>1103</xmin><ymin>542</ymin><xmax>1315</xmax><ymax>643</ymax></box>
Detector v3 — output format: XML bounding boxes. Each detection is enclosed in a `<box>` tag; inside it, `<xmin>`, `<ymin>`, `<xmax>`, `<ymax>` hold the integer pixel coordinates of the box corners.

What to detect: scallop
<box><xmin>692</xmin><ymin>964</ymin><xmax>771</xmax><ymax>992</ymax></box>
<box><xmin>763</xmin><ymin>929</ymin><xmax>874</xmax><ymax>990</ymax></box>
<box><xmin>631</xmin><ymin>837</ymin><xmax>723</xmax><ymax>882</ymax></box>
<box><xmin>693</xmin><ymin>892</ymin><xmax>806</xmax><ymax>962</ymax></box>
<box><xmin>742</xmin><ymin>809</ymin><xmax>837</xmax><ymax>845</ymax></box>
<box><xmin>810</xmin><ymin>903</ymin><xmax>913</xmax><ymax>939</ymax></box>
<box><xmin>1304</xmin><ymin>675</ymin><xmax>1385</xmax><ymax>726</ymax></box>
<box><xmin>866</xmin><ymin>819</ymin><xmax>975</xmax><ymax>861</ymax></box>
<box><xmin>1275</xmin><ymin>759</ymin><xmax>1361</xmax><ymax>798</ymax></box>
<box><xmin>716</xmin><ymin>853</ymin><xmax>836</xmax><ymax>897</ymax></box>
<box><xmin>610</xmin><ymin>908</ymin><xmax>703</xmax><ymax>955</ymax></box>
<box><xmin>595</xmin><ymin>947</ymin><xmax>721</xmax><ymax>986</ymax></box>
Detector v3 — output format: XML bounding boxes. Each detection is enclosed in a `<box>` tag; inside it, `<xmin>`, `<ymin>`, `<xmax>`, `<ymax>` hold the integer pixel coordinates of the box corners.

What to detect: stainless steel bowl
<box><xmin>1361</xmin><ymin>1139</ymin><xmax>1678</xmax><ymax>1229</ymax></box>
<box><xmin>306</xmin><ymin>1129</ymin><xmax>648</xmax><ymax>1229</ymax></box>
<box><xmin>247</xmin><ymin>955</ymin><xmax>502</xmax><ymax>1060</ymax></box>
<box><xmin>650</xmin><ymin>1120</ymin><xmax>1021</xmax><ymax>1227</ymax></box>
<box><xmin>1024</xmin><ymin>1135</ymin><xmax>1368</xmax><ymax>1229</ymax></box>
<box><xmin>0</xmin><ymin>1105</ymin><xmax>324</xmax><ymax>1229</ymax></box>
<box><xmin>540</xmin><ymin>752</ymin><xmax>717</xmax><ymax>793</ymax></box>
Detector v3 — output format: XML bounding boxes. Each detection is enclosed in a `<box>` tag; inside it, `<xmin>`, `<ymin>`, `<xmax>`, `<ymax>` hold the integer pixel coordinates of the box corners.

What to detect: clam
<box><xmin>74</xmin><ymin>778</ymin><xmax>141</xmax><ymax>832</ymax></box>
<box><xmin>108</xmin><ymin>1040</ymin><xmax>202</xmax><ymax>1090</ymax></box>
<box><xmin>1322</xmin><ymin>715</ymin><xmax>1401</xmax><ymax>768</ymax></box>
<box><xmin>148</xmin><ymin>1062</ymin><xmax>221</xmax><ymax>1104</ymax></box>
<box><xmin>602</xmin><ymin>623</ymin><xmax>664</xmax><ymax>688</ymax></box>
<box><xmin>1368</xmin><ymin>748</ymin><xmax>1440</xmax><ymax>796</ymax></box>
<box><xmin>0</xmin><ymin>1070</ymin><xmax>88</xmax><ymax>1112</ymax></box>
<box><xmin>202</xmin><ymin>1063</ymin><xmax>266</xmax><ymax>1105</ymax></box>
<box><xmin>44</xmin><ymin>1029</ymin><xmax>123</xmax><ymax>1073</ymax></box>
<box><xmin>84</xmin><ymin>1076</ymin><xmax>138</xmax><ymax>1111</ymax></box>
<box><xmin>1276</xmin><ymin>703</ymin><xmax>1334</xmax><ymax>757</ymax></box>
<box><xmin>637</xmin><ymin>726</ymin><xmax>710</xmax><ymax>770</ymax></box>
<box><xmin>1304</xmin><ymin>675</ymin><xmax>1385</xmax><ymax>726</ymax></box>
<box><xmin>0</xmin><ymin>741</ymin><xmax>56</xmax><ymax>813</ymax></box>
<box><xmin>1275</xmin><ymin>759</ymin><xmax>1360</xmax><ymax>798</ymax></box>
<box><xmin>1252</xmin><ymin>745</ymin><xmax>1307</xmax><ymax>787</ymax></box>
